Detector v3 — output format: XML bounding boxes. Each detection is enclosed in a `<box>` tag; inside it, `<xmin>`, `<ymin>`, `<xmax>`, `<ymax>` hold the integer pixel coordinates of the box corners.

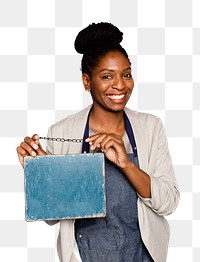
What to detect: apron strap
<box><xmin>123</xmin><ymin>111</ymin><xmax>138</xmax><ymax>157</ymax></box>
<box><xmin>82</xmin><ymin>110</ymin><xmax>137</xmax><ymax>157</ymax></box>
<box><xmin>81</xmin><ymin>108</ymin><xmax>91</xmax><ymax>154</ymax></box>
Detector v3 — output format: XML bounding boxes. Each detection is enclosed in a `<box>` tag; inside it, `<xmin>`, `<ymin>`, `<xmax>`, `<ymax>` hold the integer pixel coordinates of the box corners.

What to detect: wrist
<box><xmin>120</xmin><ymin>159</ymin><xmax>135</xmax><ymax>171</ymax></box>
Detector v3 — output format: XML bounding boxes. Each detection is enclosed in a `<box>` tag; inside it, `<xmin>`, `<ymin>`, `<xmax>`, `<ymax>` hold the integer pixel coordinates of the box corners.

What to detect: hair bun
<box><xmin>74</xmin><ymin>22</ymin><xmax>123</xmax><ymax>54</ymax></box>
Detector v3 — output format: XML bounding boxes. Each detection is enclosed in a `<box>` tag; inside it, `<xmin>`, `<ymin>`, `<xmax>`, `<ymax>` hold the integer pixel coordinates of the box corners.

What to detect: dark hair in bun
<box><xmin>74</xmin><ymin>22</ymin><xmax>130</xmax><ymax>76</ymax></box>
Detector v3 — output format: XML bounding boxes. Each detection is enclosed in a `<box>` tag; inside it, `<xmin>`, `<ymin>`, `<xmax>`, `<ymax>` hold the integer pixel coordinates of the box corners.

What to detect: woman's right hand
<box><xmin>16</xmin><ymin>134</ymin><xmax>47</xmax><ymax>168</ymax></box>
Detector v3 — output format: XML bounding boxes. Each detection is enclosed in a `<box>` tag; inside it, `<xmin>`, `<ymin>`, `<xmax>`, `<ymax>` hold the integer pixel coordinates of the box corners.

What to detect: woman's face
<box><xmin>83</xmin><ymin>51</ymin><xmax>134</xmax><ymax>112</ymax></box>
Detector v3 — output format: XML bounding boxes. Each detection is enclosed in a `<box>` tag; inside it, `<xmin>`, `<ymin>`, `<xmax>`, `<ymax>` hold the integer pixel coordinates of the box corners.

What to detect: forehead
<box><xmin>96</xmin><ymin>51</ymin><xmax>130</xmax><ymax>69</ymax></box>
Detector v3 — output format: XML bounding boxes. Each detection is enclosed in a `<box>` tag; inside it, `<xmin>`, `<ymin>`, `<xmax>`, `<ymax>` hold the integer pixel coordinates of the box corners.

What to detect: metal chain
<box><xmin>39</xmin><ymin>137</ymin><xmax>83</xmax><ymax>143</ymax></box>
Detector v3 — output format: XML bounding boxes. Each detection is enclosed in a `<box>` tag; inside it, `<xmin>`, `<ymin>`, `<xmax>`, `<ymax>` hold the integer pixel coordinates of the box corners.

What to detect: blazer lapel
<box><xmin>68</xmin><ymin>105</ymin><xmax>92</xmax><ymax>154</ymax></box>
<box><xmin>124</xmin><ymin>108</ymin><xmax>149</xmax><ymax>174</ymax></box>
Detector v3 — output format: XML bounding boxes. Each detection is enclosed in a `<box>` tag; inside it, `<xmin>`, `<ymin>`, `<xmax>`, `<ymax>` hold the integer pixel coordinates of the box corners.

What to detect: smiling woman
<box><xmin>82</xmin><ymin>51</ymin><xmax>134</xmax><ymax>127</ymax></box>
<box><xmin>16</xmin><ymin>22</ymin><xmax>180</xmax><ymax>262</ymax></box>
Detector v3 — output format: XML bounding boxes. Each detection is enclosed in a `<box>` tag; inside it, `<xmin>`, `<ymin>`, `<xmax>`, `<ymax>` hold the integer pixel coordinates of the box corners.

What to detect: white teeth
<box><xmin>107</xmin><ymin>94</ymin><xmax>125</xmax><ymax>100</ymax></box>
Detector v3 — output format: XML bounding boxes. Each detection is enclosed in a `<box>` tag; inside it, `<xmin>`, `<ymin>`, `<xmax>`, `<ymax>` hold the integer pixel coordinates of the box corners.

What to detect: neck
<box><xmin>89</xmin><ymin>107</ymin><xmax>125</xmax><ymax>136</ymax></box>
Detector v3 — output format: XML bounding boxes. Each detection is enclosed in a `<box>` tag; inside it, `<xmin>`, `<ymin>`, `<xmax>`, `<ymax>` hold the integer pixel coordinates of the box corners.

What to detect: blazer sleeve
<box><xmin>138</xmin><ymin>118</ymin><xmax>180</xmax><ymax>216</ymax></box>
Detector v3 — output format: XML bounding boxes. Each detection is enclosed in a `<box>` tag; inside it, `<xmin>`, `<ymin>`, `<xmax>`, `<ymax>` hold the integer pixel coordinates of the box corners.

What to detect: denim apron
<box><xmin>75</xmin><ymin>111</ymin><xmax>153</xmax><ymax>262</ymax></box>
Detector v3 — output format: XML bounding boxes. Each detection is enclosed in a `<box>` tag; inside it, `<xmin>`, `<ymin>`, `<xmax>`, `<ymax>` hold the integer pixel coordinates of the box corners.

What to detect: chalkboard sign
<box><xmin>24</xmin><ymin>153</ymin><xmax>106</xmax><ymax>221</ymax></box>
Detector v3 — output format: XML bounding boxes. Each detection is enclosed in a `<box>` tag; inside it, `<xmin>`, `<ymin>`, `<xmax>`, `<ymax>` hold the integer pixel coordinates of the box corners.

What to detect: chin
<box><xmin>106</xmin><ymin>104</ymin><xmax>126</xmax><ymax>112</ymax></box>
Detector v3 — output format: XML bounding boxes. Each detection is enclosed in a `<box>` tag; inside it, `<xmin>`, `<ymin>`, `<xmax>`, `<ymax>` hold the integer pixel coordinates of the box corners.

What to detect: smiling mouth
<box><xmin>107</xmin><ymin>94</ymin><xmax>125</xmax><ymax>100</ymax></box>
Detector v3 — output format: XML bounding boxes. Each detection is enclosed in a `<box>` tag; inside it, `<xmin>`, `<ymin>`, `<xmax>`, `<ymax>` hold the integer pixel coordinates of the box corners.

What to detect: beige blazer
<box><xmin>46</xmin><ymin>105</ymin><xmax>180</xmax><ymax>262</ymax></box>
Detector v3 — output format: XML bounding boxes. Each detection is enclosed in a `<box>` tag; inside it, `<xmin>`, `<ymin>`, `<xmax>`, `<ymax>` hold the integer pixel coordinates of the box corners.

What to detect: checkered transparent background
<box><xmin>0</xmin><ymin>0</ymin><xmax>199</xmax><ymax>261</ymax></box>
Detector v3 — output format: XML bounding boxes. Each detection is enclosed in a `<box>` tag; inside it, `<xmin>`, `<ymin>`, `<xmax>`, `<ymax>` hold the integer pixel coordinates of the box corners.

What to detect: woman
<box><xmin>17</xmin><ymin>22</ymin><xmax>179</xmax><ymax>262</ymax></box>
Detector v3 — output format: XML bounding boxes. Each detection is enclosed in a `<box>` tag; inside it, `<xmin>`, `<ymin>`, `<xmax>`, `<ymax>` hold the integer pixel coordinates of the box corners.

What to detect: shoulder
<box><xmin>124</xmin><ymin>108</ymin><xmax>165</xmax><ymax>142</ymax></box>
<box><xmin>124</xmin><ymin>108</ymin><xmax>162</xmax><ymax>128</ymax></box>
<box><xmin>49</xmin><ymin>106</ymin><xmax>92</xmax><ymax>132</ymax></box>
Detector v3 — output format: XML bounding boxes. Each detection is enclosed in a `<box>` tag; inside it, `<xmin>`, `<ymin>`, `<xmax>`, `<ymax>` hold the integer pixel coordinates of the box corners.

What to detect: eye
<box><xmin>102</xmin><ymin>75</ymin><xmax>112</xmax><ymax>80</ymax></box>
<box><xmin>123</xmin><ymin>73</ymin><xmax>132</xmax><ymax>78</ymax></box>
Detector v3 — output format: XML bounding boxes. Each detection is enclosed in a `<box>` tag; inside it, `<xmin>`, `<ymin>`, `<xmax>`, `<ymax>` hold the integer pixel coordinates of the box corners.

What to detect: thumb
<box><xmin>17</xmin><ymin>152</ymin><xmax>25</xmax><ymax>168</ymax></box>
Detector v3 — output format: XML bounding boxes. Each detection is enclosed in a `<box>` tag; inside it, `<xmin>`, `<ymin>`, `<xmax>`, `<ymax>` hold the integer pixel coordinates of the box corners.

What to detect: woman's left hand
<box><xmin>85</xmin><ymin>133</ymin><xmax>131</xmax><ymax>169</ymax></box>
<box><xmin>86</xmin><ymin>133</ymin><xmax>151</xmax><ymax>198</ymax></box>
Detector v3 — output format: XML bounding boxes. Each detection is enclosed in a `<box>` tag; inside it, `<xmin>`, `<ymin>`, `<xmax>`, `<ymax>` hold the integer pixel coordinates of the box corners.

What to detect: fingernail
<box><xmin>33</xmin><ymin>144</ymin><xmax>38</xmax><ymax>150</ymax></box>
<box><xmin>32</xmin><ymin>151</ymin><xmax>36</xmax><ymax>156</ymax></box>
<box><xmin>91</xmin><ymin>145</ymin><xmax>94</xmax><ymax>150</ymax></box>
<box><xmin>85</xmin><ymin>138</ymin><xmax>90</xmax><ymax>142</ymax></box>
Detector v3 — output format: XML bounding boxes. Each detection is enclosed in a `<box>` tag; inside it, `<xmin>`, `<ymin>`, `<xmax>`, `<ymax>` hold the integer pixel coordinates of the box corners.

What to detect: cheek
<box><xmin>128</xmin><ymin>80</ymin><xmax>134</xmax><ymax>91</ymax></box>
<box><xmin>89</xmin><ymin>86</ymin><xmax>99</xmax><ymax>99</ymax></box>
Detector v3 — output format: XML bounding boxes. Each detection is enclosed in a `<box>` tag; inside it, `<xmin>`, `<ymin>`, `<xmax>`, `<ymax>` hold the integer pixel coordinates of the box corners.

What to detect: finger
<box><xmin>103</xmin><ymin>139</ymin><xmax>119</xmax><ymax>151</ymax></box>
<box><xmin>24</xmin><ymin>136</ymin><xmax>39</xmax><ymax>151</ymax></box>
<box><xmin>97</xmin><ymin>134</ymin><xmax>123</xmax><ymax>151</ymax></box>
<box><xmin>88</xmin><ymin>133</ymin><xmax>122</xmax><ymax>151</ymax></box>
<box><xmin>19</xmin><ymin>142</ymin><xmax>37</xmax><ymax>157</ymax></box>
<box><xmin>32</xmin><ymin>134</ymin><xmax>40</xmax><ymax>145</ymax></box>
<box><xmin>36</xmin><ymin>146</ymin><xmax>46</xmax><ymax>156</ymax></box>
<box><xmin>100</xmin><ymin>134</ymin><xmax>123</xmax><ymax>147</ymax></box>
<box><xmin>16</xmin><ymin>145</ymin><xmax>29</xmax><ymax>157</ymax></box>
<box><xmin>16</xmin><ymin>145</ymin><xmax>30</xmax><ymax>168</ymax></box>
<box><xmin>85</xmin><ymin>133</ymin><xmax>103</xmax><ymax>142</ymax></box>
<box><xmin>23</xmin><ymin>136</ymin><xmax>46</xmax><ymax>156</ymax></box>
<box><xmin>89</xmin><ymin>134</ymin><xmax>107</xmax><ymax>150</ymax></box>
<box><xmin>31</xmin><ymin>134</ymin><xmax>46</xmax><ymax>156</ymax></box>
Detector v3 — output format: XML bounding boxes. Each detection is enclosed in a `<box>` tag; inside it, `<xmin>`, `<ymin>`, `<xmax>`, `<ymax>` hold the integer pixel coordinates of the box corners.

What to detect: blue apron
<box><xmin>75</xmin><ymin>111</ymin><xmax>153</xmax><ymax>262</ymax></box>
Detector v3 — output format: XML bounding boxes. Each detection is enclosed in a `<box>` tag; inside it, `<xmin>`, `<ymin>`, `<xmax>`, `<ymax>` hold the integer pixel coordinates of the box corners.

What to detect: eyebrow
<box><xmin>98</xmin><ymin>66</ymin><xmax>131</xmax><ymax>73</ymax></box>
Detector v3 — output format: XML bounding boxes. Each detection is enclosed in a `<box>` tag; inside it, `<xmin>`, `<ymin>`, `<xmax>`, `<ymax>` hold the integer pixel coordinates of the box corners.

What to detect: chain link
<box><xmin>39</xmin><ymin>137</ymin><xmax>83</xmax><ymax>143</ymax></box>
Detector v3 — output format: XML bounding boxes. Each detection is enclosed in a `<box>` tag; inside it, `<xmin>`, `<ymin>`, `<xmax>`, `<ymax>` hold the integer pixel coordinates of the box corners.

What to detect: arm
<box><xmin>85</xmin><ymin>118</ymin><xmax>180</xmax><ymax>216</ymax></box>
<box><xmin>120</xmin><ymin>161</ymin><xmax>151</xmax><ymax>198</ymax></box>
<box><xmin>85</xmin><ymin>133</ymin><xmax>151</xmax><ymax>198</ymax></box>
<box><xmin>138</xmin><ymin>119</ymin><xmax>180</xmax><ymax>216</ymax></box>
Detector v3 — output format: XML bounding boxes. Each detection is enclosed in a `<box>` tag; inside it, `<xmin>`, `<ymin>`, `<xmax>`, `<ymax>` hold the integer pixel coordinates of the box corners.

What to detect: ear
<box><xmin>82</xmin><ymin>73</ymin><xmax>91</xmax><ymax>92</ymax></box>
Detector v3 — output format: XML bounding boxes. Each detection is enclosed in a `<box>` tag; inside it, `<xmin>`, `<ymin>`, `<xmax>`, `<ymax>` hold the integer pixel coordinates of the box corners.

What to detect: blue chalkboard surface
<box><xmin>24</xmin><ymin>153</ymin><xmax>106</xmax><ymax>221</ymax></box>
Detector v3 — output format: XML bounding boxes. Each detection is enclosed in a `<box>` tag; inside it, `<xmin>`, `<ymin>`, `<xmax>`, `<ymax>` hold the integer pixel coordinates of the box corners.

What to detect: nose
<box><xmin>112</xmin><ymin>76</ymin><xmax>125</xmax><ymax>90</ymax></box>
